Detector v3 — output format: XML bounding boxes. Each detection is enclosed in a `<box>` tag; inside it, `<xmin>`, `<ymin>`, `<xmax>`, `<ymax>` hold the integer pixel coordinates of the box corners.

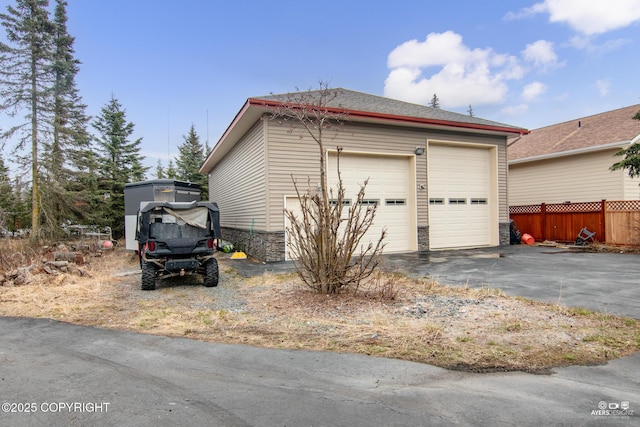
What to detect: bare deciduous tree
<box><xmin>271</xmin><ymin>83</ymin><xmax>386</xmax><ymax>294</ymax></box>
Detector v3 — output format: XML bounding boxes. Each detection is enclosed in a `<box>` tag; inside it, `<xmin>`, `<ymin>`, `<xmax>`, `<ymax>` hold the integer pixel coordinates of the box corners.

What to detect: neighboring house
<box><xmin>200</xmin><ymin>89</ymin><xmax>528</xmax><ymax>262</ymax></box>
<box><xmin>508</xmin><ymin>104</ymin><xmax>640</xmax><ymax>206</ymax></box>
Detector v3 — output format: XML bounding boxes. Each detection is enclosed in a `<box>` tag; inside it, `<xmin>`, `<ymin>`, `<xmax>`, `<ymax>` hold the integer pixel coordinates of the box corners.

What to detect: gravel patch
<box><xmin>400</xmin><ymin>295</ymin><xmax>502</xmax><ymax>319</ymax></box>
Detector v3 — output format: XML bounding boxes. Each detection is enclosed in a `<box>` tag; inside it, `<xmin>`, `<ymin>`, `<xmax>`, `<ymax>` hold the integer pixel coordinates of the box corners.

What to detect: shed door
<box><xmin>428</xmin><ymin>144</ymin><xmax>492</xmax><ymax>249</ymax></box>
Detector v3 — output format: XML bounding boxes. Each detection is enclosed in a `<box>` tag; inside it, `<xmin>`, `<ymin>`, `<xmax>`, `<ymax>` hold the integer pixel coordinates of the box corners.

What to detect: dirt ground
<box><xmin>1</xmin><ymin>245</ymin><xmax>638</xmax><ymax>374</ymax></box>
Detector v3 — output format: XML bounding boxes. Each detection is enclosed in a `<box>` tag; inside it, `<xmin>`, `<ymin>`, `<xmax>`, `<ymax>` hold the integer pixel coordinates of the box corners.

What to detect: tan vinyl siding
<box><xmin>264</xmin><ymin>119</ymin><xmax>507</xmax><ymax>230</ymax></box>
<box><xmin>508</xmin><ymin>150</ymin><xmax>625</xmax><ymax>205</ymax></box>
<box><xmin>209</xmin><ymin>121</ymin><xmax>266</xmax><ymax>230</ymax></box>
<box><xmin>497</xmin><ymin>137</ymin><xmax>508</xmax><ymax>223</ymax></box>
<box><xmin>264</xmin><ymin>121</ymin><xmax>321</xmax><ymax>232</ymax></box>
<box><xmin>623</xmin><ymin>167</ymin><xmax>640</xmax><ymax>199</ymax></box>
<box><xmin>265</xmin><ymin>119</ymin><xmax>429</xmax><ymax>231</ymax></box>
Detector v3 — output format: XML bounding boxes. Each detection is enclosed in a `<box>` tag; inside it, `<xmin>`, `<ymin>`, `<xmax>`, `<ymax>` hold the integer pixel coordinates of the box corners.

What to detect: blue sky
<box><xmin>2</xmin><ymin>0</ymin><xmax>640</xmax><ymax>175</ymax></box>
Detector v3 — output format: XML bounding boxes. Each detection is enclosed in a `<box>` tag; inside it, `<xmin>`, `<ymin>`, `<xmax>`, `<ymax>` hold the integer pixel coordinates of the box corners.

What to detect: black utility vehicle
<box><xmin>136</xmin><ymin>201</ymin><xmax>222</xmax><ymax>290</ymax></box>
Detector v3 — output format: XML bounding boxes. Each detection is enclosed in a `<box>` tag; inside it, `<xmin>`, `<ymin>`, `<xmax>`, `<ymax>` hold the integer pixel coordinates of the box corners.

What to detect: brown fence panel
<box><xmin>508</xmin><ymin>200</ymin><xmax>638</xmax><ymax>244</ymax></box>
<box><xmin>509</xmin><ymin>204</ymin><xmax>543</xmax><ymax>241</ymax></box>
<box><xmin>510</xmin><ymin>214</ymin><xmax>543</xmax><ymax>240</ymax></box>
<box><xmin>605</xmin><ymin>200</ymin><xmax>640</xmax><ymax>246</ymax></box>
<box><xmin>544</xmin><ymin>212</ymin><xmax>603</xmax><ymax>242</ymax></box>
<box><xmin>545</xmin><ymin>201</ymin><xmax>603</xmax><ymax>242</ymax></box>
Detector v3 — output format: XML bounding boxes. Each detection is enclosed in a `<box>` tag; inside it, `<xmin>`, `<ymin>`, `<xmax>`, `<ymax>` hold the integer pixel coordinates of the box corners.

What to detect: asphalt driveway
<box><xmin>384</xmin><ymin>245</ymin><xmax>640</xmax><ymax>319</ymax></box>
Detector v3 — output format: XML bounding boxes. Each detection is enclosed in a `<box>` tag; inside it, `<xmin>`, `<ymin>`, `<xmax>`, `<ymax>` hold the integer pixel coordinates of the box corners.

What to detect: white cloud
<box><xmin>568</xmin><ymin>35</ymin><xmax>630</xmax><ymax>54</ymax></box>
<box><xmin>384</xmin><ymin>31</ymin><xmax>524</xmax><ymax>108</ymax></box>
<box><xmin>522</xmin><ymin>40</ymin><xmax>561</xmax><ymax>70</ymax></box>
<box><xmin>522</xmin><ymin>81</ymin><xmax>548</xmax><ymax>101</ymax></box>
<box><xmin>504</xmin><ymin>3</ymin><xmax>547</xmax><ymax>20</ymax></box>
<box><xmin>595</xmin><ymin>79</ymin><xmax>611</xmax><ymax>96</ymax></box>
<box><xmin>510</xmin><ymin>0</ymin><xmax>640</xmax><ymax>35</ymax></box>
<box><xmin>501</xmin><ymin>104</ymin><xmax>529</xmax><ymax>116</ymax></box>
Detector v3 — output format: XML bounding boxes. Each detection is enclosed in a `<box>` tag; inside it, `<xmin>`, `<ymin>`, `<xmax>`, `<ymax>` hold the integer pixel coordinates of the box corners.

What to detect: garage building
<box><xmin>200</xmin><ymin>89</ymin><xmax>528</xmax><ymax>262</ymax></box>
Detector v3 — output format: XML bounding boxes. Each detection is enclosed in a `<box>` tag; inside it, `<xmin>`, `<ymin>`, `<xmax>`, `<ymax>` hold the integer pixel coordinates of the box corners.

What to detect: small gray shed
<box><xmin>124</xmin><ymin>179</ymin><xmax>201</xmax><ymax>250</ymax></box>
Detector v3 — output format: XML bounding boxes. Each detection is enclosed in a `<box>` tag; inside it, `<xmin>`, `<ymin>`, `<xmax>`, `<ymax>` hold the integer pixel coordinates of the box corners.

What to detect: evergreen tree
<box><xmin>175</xmin><ymin>124</ymin><xmax>207</xmax><ymax>197</ymax></box>
<box><xmin>0</xmin><ymin>0</ymin><xmax>55</xmax><ymax>239</ymax></box>
<box><xmin>73</xmin><ymin>149</ymin><xmax>101</xmax><ymax>228</ymax></box>
<box><xmin>165</xmin><ymin>159</ymin><xmax>177</xmax><ymax>179</ymax></box>
<box><xmin>40</xmin><ymin>0</ymin><xmax>91</xmax><ymax>237</ymax></box>
<box><xmin>92</xmin><ymin>96</ymin><xmax>147</xmax><ymax>237</ymax></box>
<box><xmin>429</xmin><ymin>93</ymin><xmax>440</xmax><ymax>109</ymax></box>
<box><xmin>0</xmin><ymin>155</ymin><xmax>15</xmax><ymax>231</ymax></box>
<box><xmin>155</xmin><ymin>159</ymin><xmax>165</xmax><ymax>179</ymax></box>
<box><xmin>0</xmin><ymin>156</ymin><xmax>13</xmax><ymax>209</ymax></box>
<box><xmin>467</xmin><ymin>104</ymin><xmax>474</xmax><ymax>117</ymax></box>
<box><xmin>12</xmin><ymin>176</ymin><xmax>31</xmax><ymax>233</ymax></box>
<box><xmin>0</xmin><ymin>159</ymin><xmax>29</xmax><ymax>235</ymax></box>
<box><xmin>611</xmin><ymin>109</ymin><xmax>640</xmax><ymax>178</ymax></box>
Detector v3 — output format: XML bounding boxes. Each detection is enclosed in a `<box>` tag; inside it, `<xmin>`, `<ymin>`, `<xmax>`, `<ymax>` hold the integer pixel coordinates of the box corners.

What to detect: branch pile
<box><xmin>0</xmin><ymin>242</ymin><xmax>97</xmax><ymax>286</ymax></box>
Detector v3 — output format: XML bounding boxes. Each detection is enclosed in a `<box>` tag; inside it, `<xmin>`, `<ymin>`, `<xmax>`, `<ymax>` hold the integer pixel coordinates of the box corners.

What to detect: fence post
<box><xmin>601</xmin><ymin>199</ymin><xmax>607</xmax><ymax>244</ymax></box>
<box><xmin>541</xmin><ymin>203</ymin><xmax>546</xmax><ymax>241</ymax></box>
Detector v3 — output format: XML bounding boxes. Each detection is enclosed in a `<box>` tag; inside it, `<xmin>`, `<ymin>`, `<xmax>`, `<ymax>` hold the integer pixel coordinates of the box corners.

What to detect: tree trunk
<box><xmin>31</xmin><ymin>49</ymin><xmax>40</xmax><ymax>239</ymax></box>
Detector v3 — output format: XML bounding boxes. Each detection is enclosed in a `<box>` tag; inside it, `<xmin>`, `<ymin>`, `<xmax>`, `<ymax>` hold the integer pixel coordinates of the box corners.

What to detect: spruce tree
<box><xmin>165</xmin><ymin>160</ymin><xmax>177</xmax><ymax>179</ymax></box>
<box><xmin>39</xmin><ymin>0</ymin><xmax>91</xmax><ymax>237</ymax></box>
<box><xmin>92</xmin><ymin>96</ymin><xmax>147</xmax><ymax>238</ymax></box>
<box><xmin>175</xmin><ymin>124</ymin><xmax>208</xmax><ymax>197</ymax></box>
<box><xmin>0</xmin><ymin>157</ymin><xmax>29</xmax><ymax>235</ymax></box>
<box><xmin>611</xmin><ymin>110</ymin><xmax>640</xmax><ymax>178</ymax></box>
<box><xmin>0</xmin><ymin>0</ymin><xmax>55</xmax><ymax>239</ymax></box>
<box><xmin>429</xmin><ymin>93</ymin><xmax>440</xmax><ymax>109</ymax></box>
<box><xmin>155</xmin><ymin>159</ymin><xmax>165</xmax><ymax>179</ymax></box>
<box><xmin>0</xmin><ymin>155</ymin><xmax>15</xmax><ymax>231</ymax></box>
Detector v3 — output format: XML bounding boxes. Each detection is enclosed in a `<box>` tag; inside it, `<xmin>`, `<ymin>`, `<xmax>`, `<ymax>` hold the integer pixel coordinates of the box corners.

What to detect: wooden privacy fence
<box><xmin>509</xmin><ymin>200</ymin><xmax>640</xmax><ymax>246</ymax></box>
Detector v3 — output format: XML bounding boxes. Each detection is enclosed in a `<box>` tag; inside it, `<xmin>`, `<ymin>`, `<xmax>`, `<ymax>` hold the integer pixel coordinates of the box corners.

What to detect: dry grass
<box><xmin>1</xmin><ymin>242</ymin><xmax>638</xmax><ymax>374</ymax></box>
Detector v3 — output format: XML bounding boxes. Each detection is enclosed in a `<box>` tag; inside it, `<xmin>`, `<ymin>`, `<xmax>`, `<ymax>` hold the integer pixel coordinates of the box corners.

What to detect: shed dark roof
<box><xmin>509</xmin><ymin>104</ymin><xmax>640</xmax><ymax>162</ymax></box>
<box><xmin>253</xmin><ymin>88</ymin><xmax>527</xmax><ymax>133</ymax></box>
<box><xmin>124</xmin><ymin>179</ymin><xmax>201</xmax><ymax>189</ymax></box>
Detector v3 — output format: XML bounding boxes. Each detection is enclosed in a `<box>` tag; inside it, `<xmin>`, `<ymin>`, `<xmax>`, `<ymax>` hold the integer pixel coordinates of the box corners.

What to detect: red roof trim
<box><xmin>248</xmin><ymin>98</ymin><xmax>529</xmax><ymax>135</ymax></box>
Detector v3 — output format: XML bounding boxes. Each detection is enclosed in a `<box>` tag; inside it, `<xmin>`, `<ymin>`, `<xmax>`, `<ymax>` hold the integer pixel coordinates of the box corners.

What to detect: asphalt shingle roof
<box><xmin>509</xmin><ymin>104</ymin><xmax>640</xmax><ymax>162</ymax></box>
<box><xmin>254</xmin><ymin>88</ymin><xmax>526</xmax><ymax>132</ymax></box>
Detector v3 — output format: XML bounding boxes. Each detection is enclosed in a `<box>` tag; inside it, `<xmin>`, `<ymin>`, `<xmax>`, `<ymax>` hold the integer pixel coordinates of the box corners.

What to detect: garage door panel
<box><xmin>328</xmin><ymin>153</ymin><xmax>414</xmax><ymax>254</ymax></box>
<box><xmin>286</xmin><ymin>151</ymin><xmax>416</xmax><ymax>260</ymax></box>
<box><xmin>428</xmin><ymin>145</ymin><xmax>492</xmax><ymax>249</ymax></box>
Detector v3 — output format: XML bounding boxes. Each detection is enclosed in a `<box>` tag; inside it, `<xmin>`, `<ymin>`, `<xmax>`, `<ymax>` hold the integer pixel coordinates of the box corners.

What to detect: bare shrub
<box><xmin>273</xmin><ymin>84</ymin><xmax>386</xmax><ymax>294</ymax></box>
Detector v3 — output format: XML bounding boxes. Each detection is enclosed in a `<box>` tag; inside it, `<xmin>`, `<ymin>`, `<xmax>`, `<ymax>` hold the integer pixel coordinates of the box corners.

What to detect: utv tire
<box><xmin>203</xmin><ymin>258</ymin><xmax>219</xmax><ymax>287</ymax></box>
<box><xmin>141</xmin><ymin>262</ymin><xmax>156</xmax><ymax>291</ymax></box>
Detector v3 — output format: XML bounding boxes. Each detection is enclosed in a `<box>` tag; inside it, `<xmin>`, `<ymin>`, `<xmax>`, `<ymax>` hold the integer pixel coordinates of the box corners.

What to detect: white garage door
<box><xmin>428</xmin><ymin>144</ymin><xmax>493</xmax><ymax>249</ymax></box>
<box><xmin>327</xmin><ymin>153</ymin><xmax>415</xmax><ymax>254</ymax></box>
